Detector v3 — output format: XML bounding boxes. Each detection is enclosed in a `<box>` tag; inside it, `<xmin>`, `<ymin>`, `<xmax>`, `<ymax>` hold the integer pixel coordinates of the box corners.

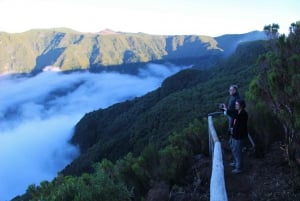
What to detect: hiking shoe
<box><xmin>231</xmin><ymin>169</ymin><xmax>242</xmax><ymax>174</ymax></box>
<box><xmin>229</xmin><ymin>162</ymin><xmax>236</xmax><ymax>167</ymax></box>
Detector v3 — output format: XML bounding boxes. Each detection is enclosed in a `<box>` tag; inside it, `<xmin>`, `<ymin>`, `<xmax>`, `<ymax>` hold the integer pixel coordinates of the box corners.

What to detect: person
<box><xmin>226</xmin><ymin>85</ymin><xmax>241</xmax><ymax>134</ymax></box>
<box><xmin>222</xmin><ymin>99</ymin><xmax>248</xmax><ymax>174</ymax></box>
<box><xmin>219</xmin><ymin>85</ymin><xmax>241</xmax><ymax>160</ymax></box>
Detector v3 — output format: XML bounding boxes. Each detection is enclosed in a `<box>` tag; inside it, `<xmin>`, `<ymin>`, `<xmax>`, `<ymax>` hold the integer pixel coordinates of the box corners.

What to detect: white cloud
<box><xmin>0</xmin><ymin>63</ymin><xmax>186</xmax><ymax>200</ymax></box>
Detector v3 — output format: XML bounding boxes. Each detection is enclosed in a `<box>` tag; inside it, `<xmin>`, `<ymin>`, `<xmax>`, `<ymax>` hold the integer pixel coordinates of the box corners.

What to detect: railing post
<box><xmin>208</xmin><ymin>116</ymin><xmax>212</xmax><ymax>156</ymax></box>
<box><xmin>208</xmin><ymin>114</ymin><xmax>228</xmax><ymax>201</ymax></box>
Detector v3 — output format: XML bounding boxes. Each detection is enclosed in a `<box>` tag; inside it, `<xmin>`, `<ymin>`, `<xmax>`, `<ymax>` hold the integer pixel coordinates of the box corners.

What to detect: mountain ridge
<box><xmin>0</xmin><ymin>29</ymin><xmax>266</xmax><ymax>74</ymax></box>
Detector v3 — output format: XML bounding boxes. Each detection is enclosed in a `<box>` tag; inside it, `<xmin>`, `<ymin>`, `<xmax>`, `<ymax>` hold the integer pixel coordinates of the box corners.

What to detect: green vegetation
<box><xmin>13</xmin><ymin>120</ymin><xmax>206</xmax><ymax>201</ymax></box>
<box><xmin>18</xmin><ymin>168</ymin><xmax>132</xmax><ymax>201</ymax></box>
<box><xmin>13</xmin><ymin>37</ymin><xmax>271</xmax><ymax>200</ymax></box>
<box><xmin>263</xmin><ymin>23</ymin><xmax>280</xmax><ymax>39</ymax></box>
<box><xmin>0</xmin><ymin>29</ymin><xmax>264</xmax><ymax>74</ymax></box>
<box><xmin>247</xmin><ymin>21</ymin><xmax>300</xmax><ymax>164</ymax></box>
<box><xmin>11</xmin><ymin>22</ymin><xmax>300</xmax><ymax>200</ymax></box>
<box><xmin>0</xmin><ymin>30</ymin><xmax>223</xmax><ymax>74</ymax></box>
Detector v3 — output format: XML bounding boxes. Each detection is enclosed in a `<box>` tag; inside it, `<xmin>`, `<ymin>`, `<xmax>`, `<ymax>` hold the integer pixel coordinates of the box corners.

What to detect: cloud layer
<box><xmin>0</xmin><ymin>63</ymin><xmax>185</xmax><ymax>201</ymax></box>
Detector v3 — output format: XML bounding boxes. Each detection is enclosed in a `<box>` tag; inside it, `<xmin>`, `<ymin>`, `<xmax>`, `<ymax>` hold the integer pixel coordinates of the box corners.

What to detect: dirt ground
<box><xmin>146</xmin><ymin>140</ymin><xmax>300</xmax><ymax>201</ymax></box>
<box><xmin>221</xmin><ymin>140</ymin><xmax>300</xmax><ymax>201</ymax></box>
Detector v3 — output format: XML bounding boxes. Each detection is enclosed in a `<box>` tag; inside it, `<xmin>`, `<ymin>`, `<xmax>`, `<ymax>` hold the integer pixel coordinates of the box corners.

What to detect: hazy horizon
<box><xmin>0</xmin><ymin>0</ymin><xmax>298</xmax><ymax>37</ymax></box>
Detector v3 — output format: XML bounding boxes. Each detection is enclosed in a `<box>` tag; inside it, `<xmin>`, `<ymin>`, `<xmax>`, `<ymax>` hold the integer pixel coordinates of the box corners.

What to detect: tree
<box><xmin>263</xmin><ymin>23</ymin><xmax>280</xmax><ymax>39</ymax></box>
<box><xmin>248</xmin><ymin>21</ymin><xmax>300</xmax><ymax>165</ymax></box>
<box><xmin>289</xmin><ymin>21</ymin><xmax>300</xmax><ymax>34</ymax></box>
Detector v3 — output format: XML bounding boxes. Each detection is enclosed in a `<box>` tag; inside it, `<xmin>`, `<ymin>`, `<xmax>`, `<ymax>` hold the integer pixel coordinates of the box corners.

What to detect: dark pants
<box><xmin>230</xmin><ymin>137</ymin><xmax>244</xmax><ymax>170</ymax></box>
<box><xmin>228</xmin><ymin>116</ymin><xmax>233</xmax><ymax>134</ymax></box>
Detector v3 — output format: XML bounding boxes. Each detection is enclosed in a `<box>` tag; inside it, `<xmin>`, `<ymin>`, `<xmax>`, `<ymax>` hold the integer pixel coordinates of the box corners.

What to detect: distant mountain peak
<box><xmin>97</xmin><ymin>29</ymin><xmax>120</xmax><ymax>35</ymax></box>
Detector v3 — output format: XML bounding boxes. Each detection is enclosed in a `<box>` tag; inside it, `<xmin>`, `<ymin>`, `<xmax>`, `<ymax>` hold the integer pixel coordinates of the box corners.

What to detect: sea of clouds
<box><xmin>0</xmin><ymin>63</ymin><xmax>186</xmax><ymax>201</ymax></box>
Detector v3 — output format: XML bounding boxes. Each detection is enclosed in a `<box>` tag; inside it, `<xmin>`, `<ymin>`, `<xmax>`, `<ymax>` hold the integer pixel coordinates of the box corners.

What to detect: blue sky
<box><xmin>0</xmin><ymin>0</ymin><xmax>299</xmax><ymax>36</ymax></box>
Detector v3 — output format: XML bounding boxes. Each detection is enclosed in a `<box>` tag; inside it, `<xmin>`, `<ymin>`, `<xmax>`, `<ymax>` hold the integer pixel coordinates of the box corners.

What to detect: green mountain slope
<box><xmin>12</xmin><ymin>25</ymin><xmax>300</xmax><ymax>201</ymax></box>
<box><xmin>0</xmin><ymin>29</ymin><xmax>265</xmax><ymax>74</ymax></box>
<box><xmin>61</xmin><ymin>40</ymin><xmax>268</xmax><ymax>176</ymax></box>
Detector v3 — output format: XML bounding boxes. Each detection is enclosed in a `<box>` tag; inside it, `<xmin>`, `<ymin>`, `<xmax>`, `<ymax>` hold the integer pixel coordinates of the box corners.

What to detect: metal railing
<box><xmin>208</xmin><ymin>113</ymin><xmax>228</xmax><ymax>201</ymax></box>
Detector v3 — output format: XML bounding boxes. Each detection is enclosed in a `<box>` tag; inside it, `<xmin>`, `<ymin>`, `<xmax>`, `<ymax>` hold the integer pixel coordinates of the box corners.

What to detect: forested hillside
<box><xmin>0</xmin><ymin>29</ymin><xmax>265</xmax><ymax>74</ymax></box>
<box><xmin>62</xmin><ymin>40</ymin><xmax>269</xmax><ymax>176</ymax></box>
<box><xmin>12</xmin><ymin>40</ymin><xmax>269</xmax><ymax>200</ymax></box>
<box><xmin>11</xmin><ymin>22</ymin><xmax>300</xmax><ymax>201</ymax></box>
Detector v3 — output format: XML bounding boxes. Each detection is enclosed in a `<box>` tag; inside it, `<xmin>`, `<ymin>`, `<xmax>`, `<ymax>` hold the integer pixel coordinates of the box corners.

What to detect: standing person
<box><xmin>227</xmin><ymin>85</ymin><xmax>241</xmax><ymax>134</ymax></box>
<box><xmin>219</xmin><ymin>85</ymin><xmax>241</xmax><ymax>159</ymax></box>
<box><xmin>223</xmin><ymin>99</ymin><xmax>248</xmax><ymax>173</ymax></box>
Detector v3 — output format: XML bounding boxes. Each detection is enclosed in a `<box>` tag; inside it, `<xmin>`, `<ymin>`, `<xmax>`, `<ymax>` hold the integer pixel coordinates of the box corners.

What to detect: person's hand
<box><xmin>222</xmin><ymin>104</ymin><xmax>227</xmax><ymax>110</ymax></box>
<box><xmin>219</xmin><ymin>103</ymin><xmax>226</xmax><ymax>111</ymax></box>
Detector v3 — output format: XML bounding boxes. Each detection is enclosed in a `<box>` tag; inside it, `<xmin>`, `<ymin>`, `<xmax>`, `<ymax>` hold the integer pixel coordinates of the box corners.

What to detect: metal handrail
<box><xmin>208</xmin><ymin>115</ymin><xmax>228</xmax><ymax>201</ymax></box>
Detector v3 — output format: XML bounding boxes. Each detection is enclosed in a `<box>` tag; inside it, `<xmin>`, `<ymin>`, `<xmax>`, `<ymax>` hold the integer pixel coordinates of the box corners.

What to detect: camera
<box><xmin>218</xmin><ymin>103</ymin><xmax>225</xmax><ymax>110</ymax></box>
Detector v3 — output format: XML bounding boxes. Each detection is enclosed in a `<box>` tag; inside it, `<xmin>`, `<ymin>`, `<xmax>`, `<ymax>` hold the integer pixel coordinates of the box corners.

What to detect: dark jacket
<box><xmin>227</xmin><ymin>92</ymin><xmax>241</xmax><ymax>128</ymax></box>
<box><xmin>228</xmin><ymin>92</ymin><xmax>241</xmax><ymax>111</ymax></box>
<box><xmin>227</xmin><ymin>109</ymin><xmax>248</xmax><ymax>140</ymax></box>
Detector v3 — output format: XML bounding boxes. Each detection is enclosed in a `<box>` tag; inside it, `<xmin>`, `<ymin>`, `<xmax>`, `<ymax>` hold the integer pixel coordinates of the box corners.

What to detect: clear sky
<box><xmin>0</xmin><ymin>0</ymin><xmax>299</xmax><ymax>36</ymax></box>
